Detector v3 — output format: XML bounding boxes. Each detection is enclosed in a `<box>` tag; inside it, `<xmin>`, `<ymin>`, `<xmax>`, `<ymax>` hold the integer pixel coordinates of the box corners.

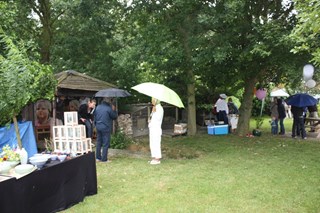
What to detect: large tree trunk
<box><xmin>187</xmin><ymin>74</ymin><xmax>197</xmax><ymax>136</ymax></box>
<box><xmin>40</xmin><ymin>21</ymin><xmax>52</xmax><ymax>64</ymax></box>
<box><xmin>39</xmin><ymin>0</ymin><xmax>52</xmax><ymax>64</ymax></box>
<box><xmin>179</xmin><ymin>25</ymin><xmax>197</xmax><ymax>136</ymax></box>
<box><xmin>236</xmin><ymin>76</ymin><xmax>257</xmax><ymax>136</ymax></box>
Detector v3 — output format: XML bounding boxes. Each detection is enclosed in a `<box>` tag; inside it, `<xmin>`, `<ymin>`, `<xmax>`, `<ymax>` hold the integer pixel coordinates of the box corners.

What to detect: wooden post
<box><xmin>176</xmin><ymin>107</ymin><xmax>178</xmax><ymax>123</ymax></box>
<box><xmin>13</xmin><ymin>116</ymin><xmax>22</xmax><ymax>148</ymax></box>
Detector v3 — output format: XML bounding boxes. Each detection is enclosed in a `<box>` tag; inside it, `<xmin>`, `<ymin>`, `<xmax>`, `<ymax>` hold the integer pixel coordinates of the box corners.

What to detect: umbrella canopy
<box><xmin>285</xmin><ymin>93</ymin><xmax>317</xmax><ymax>107</ymax></box>
<box><xmin>95</xmin><ymin>88</ymin><xmax>131</xmax><ymax>97</ymax></box>
<box><xmin>131</xmin><ymin>82</ymin><xmax>184</xmax><ymax>108</ymax></box>
<box><xmin>270</xmin><ymin>89</ymin><xmax>289</xmax><ymax>97</ymax></box>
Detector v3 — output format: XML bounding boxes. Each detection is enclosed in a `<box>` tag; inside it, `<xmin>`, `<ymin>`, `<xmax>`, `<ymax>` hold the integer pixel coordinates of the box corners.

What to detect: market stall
<box><xmin>20</xmin><ymin>70</ymin><xmax>117</xmax><ymax>148</ymax></box>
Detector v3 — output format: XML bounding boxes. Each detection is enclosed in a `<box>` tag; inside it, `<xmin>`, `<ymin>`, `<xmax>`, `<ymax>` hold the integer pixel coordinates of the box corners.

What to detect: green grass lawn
<box><xmin>62</xmin><ymin>118</ymin><xmax>320</xmax><ymax>213</ymax></box>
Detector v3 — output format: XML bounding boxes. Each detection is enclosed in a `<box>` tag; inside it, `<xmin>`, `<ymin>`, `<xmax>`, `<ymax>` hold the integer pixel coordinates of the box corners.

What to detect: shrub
<box><xmin>110</xmin><ymin>131</ymin><xmax>133</xmax><ymax>149</ymax></box>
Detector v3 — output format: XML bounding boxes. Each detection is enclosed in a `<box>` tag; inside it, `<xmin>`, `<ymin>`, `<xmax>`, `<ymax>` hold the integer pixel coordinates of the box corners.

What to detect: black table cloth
<box><xmin>0</xmin><ymin>152</ymin><xmax>97</xmax><ymax>213</ymax></box>
<box><xmin>0</xmin><ymin>176</ymin><xmax>16</xmax><ymax>213</ymax></box>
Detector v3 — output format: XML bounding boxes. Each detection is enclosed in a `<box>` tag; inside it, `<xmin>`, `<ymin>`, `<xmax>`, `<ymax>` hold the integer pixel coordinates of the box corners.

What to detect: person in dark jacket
<box><xmin>94</xmin><ymin>97</ymin><xmax>118</xmax><ymax>162</ymax></box>
<box><xmin>56</xmin><ymin>95</ymin><xmax>66</xmax><ymax>124</ymax></box>
<box><xmin>277</xmin><ymin>98</ymin><xmax>286</xmax><ymax>135</ymax></box>
<box><xmin>78</xmin><ymin>98</ymin><xmax>96</xmax><ymax>138</ymax></box>
<box><xmin>291</xmin><ymin>105</ymin><xmax>306</xmax><ymax>139</ymax></box>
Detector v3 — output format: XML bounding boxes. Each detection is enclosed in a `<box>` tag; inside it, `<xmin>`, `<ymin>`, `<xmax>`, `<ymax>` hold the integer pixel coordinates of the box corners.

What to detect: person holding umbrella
<box><xmin>131</xmin><ymin>82</ymin><xmax>184</xmax><ymax>164</ymax></box>
<box><xmin>94</xmin><ymin>97</ymin><xmax>118</xmax><ymax>162</ymax></box>
<box><xmin>286</xmin><ymin>93</ymin><xmax>317</xmax><ymax>139</ymax></box>
<box><xmin>148</xmin><ymin>97</ymin><xmax>164</xmax><ymax>165</ymax></box>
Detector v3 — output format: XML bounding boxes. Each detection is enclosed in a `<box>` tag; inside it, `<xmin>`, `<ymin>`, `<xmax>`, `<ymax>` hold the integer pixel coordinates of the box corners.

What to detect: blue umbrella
<box><xmin>285</xmin><ymin>93</ymin><xmax>317</xmax><ymax>107</ymax></box>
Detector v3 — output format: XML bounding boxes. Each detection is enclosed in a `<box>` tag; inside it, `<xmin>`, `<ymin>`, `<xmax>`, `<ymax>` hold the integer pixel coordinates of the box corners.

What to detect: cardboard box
<box><xmin>207</xmin><ymin>125</ymin><xmax>215</xmax><ymax>135</ymax></box>
<box><xmin>214</xmin><ymin>125</ymin><xmax>228</xmax><ymax>135</ymax></box>
<box><xmin>174</xmin><ymin>123</ymin><xmax>187</xmax><ymax>134</ymax></box>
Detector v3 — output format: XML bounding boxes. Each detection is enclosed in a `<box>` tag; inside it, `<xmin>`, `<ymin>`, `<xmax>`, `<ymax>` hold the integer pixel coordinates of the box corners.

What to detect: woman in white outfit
<box><xmin>148</xmin><ymin>98</ymin><xmax>164</xmax><ymax>165</ymax></box>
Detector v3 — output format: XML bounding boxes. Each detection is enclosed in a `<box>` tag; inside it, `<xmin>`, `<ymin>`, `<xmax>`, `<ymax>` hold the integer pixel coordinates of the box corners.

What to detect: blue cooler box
<box><xmin>214</xmin><ymin>125</ymin><xmax>228</xmax><ymax>135</ymax></box>
<box><xmin>207</xmin><ymin>125</ymin><xmax>215</xmax><ymax>135</ymax></box>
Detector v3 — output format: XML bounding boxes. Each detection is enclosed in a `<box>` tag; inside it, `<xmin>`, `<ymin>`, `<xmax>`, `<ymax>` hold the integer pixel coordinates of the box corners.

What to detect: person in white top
<box><xmin>148</xmin><ymin>97</ymin><xmax>164</xmax><ymax>165</ymax></box>
<box><xmin>215</xmin><ymin>94</ymin><xmax>229</xmax><ymax>124</ymax></box>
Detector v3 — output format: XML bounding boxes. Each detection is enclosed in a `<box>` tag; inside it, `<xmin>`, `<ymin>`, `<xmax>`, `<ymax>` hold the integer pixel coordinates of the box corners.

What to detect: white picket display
<box><xmin>53</xmin><ymin>112</ymin><xmax>92</xmax><ymax>155</ymax></box>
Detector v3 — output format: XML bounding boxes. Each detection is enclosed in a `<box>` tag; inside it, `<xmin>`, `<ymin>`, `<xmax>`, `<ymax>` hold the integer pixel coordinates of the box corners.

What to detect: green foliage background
<box><xmin>1</xmin><ymin>0</ymin><xmax>319</xmax><ymax>132</ymax></box>
<box><xmin>0</xmin><ymin>32</ymin><xmax>56</xmax><ymax>125</ymax></box>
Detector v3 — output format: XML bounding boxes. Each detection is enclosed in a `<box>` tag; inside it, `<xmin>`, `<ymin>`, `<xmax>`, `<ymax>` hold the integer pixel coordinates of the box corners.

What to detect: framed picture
<box><xmin>64</xmin><ymin>112</ymin><xmax>78</xmax><ymax>126</ymax></box>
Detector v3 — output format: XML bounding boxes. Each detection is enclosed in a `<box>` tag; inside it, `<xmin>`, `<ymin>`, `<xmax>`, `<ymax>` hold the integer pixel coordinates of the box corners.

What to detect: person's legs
<box><xmin>230</xmin><ymin>115</ymin><xmax>238</xmax><ymax>132</ymax></box>
<box><xmin>217</xmin><ymin>111</ymin><xmax>223</xmax><ymax>122</ymax></box>
<box><xmin>222</xmin><ymin>111</ymin><xmax>228</xmax><ymax>125</ymax></box>
<box><xmin>150</xmin><ymin>129</ymin><xmax>161</xmax><ymax>159</ymax></box>
<box><xmin>149</xmin><ymin>129</ymin><xmax>153</xmax><ymax>157</ymax></box>
<box><xmin>298</xmin><ymin>116</ymin><xmax>306</xmax><ymax>139</ymax></box>
<box><xmin>292</xmin><ymin>117</ymin><xmax>297</xmax><ymax>137</ymax></box>
<box><xmin>272</xmin><ymin>126</ymin><xmax>276</xmax><ymax>135</ymax></box>
<box><xmin>96</xmin><ymin>130</ymin><xmax>102</xmax><ymax>160</ymax></box>
<box><xmin>275</xmin><ymin>119</ymin><xmax>279</xmax><ymax>134</ymax></box>
<box><xmin>296</xmin><ymin>117</ymin><xmax>301</xmax><ymax>137</ymax></box>
<box><xmin>101</xmin><ymin>131</ymin><xmax>111</xmax><ymax>162</ymax></box>
<box><xmin>218</xmin><ymin>111</ymin><xmax>228</xmax><ymax>124</ymax></box>
<box><xmin>85</xmin><ymin>120</ymin><xmax>93</xmax><ymax>138</ymax></box>
<box><xmin>279</xmin><ymin>118</ymin><xmax>285</xmax><ymax>134</ymax></box>
<box><xmin>149</xmin><ymin>128</ymin><xmax>162</xmax><ymax>165</ymax></box>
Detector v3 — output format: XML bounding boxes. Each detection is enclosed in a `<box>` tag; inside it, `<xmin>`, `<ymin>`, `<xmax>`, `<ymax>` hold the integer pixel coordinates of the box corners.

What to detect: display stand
<box><xmin>53</xmin><ymin>112</ymin><xmax>92</xmax><ymax>154</ymax></box>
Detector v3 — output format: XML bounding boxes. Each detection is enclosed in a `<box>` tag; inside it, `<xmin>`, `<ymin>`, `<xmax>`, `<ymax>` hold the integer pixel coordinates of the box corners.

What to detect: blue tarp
<box><xmin>0</xmin><ymin>121</ymin><xmax>38</xmax><ymax>158</ymax></box>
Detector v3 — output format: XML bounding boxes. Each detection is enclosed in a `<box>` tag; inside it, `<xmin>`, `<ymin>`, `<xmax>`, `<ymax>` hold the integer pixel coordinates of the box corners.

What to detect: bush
<box><xmin>110</xmin><ymin>131</ymin><xmax>133</xmax><ymax>149</ymax></box>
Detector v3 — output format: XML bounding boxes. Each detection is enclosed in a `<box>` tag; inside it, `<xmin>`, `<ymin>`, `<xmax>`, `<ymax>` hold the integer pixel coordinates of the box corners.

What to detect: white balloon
<box><xmin>303</xmin><ymin>64</ymin><xmax>314</xmax><ymax>80</ymax></box>
<box><xmin>306</xmin><ymin>79</ymin><xmax>316</xmax><ymax>88</ymax></box>
<box><xmin>303</xmin><ymin>75</ymin><xmax>312</xmax><ymax>81</ymax></box>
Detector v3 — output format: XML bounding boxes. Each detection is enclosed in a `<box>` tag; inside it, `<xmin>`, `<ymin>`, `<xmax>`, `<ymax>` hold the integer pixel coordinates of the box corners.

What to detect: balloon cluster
<box><xmin>303</xmin><ymin>64</ymin><xmax>316</xmax><ymax>88</ymax></box>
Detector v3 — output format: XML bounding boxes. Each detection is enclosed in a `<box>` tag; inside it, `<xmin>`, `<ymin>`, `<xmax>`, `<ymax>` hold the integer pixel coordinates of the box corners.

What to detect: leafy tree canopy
<box><xmin>291</xmin><ymin>0</ymin><xmax>320</xmax><ymax>66</ymax></box>
<box><xmin>0</xmin><ymin>31</ymin><xmax>56</xmax><ymax>125</ymax></box>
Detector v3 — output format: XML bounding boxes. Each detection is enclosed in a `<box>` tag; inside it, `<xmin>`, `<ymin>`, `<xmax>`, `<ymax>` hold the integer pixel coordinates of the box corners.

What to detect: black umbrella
<box><xmin>95</xmin><ymin>88</ymin><xmax>131</xmax><ymax>97</ymax></box>
<box><xmin>94</xmin><ymin>88</ymin><xmax>131</xmax><ymax>134</ymax></box>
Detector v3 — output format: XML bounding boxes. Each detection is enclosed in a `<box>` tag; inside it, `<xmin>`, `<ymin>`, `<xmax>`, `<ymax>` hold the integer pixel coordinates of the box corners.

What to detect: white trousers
<box><xmin>228</xmin><ymin>114</ymin><xmax>238</xmax><ymax>130</ymax></box>
<box><xmin>149</xmin><ymin>127</ymin><xmax>162</xmax><ymax>159</ymax></box>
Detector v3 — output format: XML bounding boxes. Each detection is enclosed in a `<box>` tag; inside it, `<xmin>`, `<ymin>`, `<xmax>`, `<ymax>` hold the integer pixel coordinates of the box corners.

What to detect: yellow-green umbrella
<box><xmin>131</xmin><ymin>82</ymin><xmax>184</xmax><ymax>108</ymax></box>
